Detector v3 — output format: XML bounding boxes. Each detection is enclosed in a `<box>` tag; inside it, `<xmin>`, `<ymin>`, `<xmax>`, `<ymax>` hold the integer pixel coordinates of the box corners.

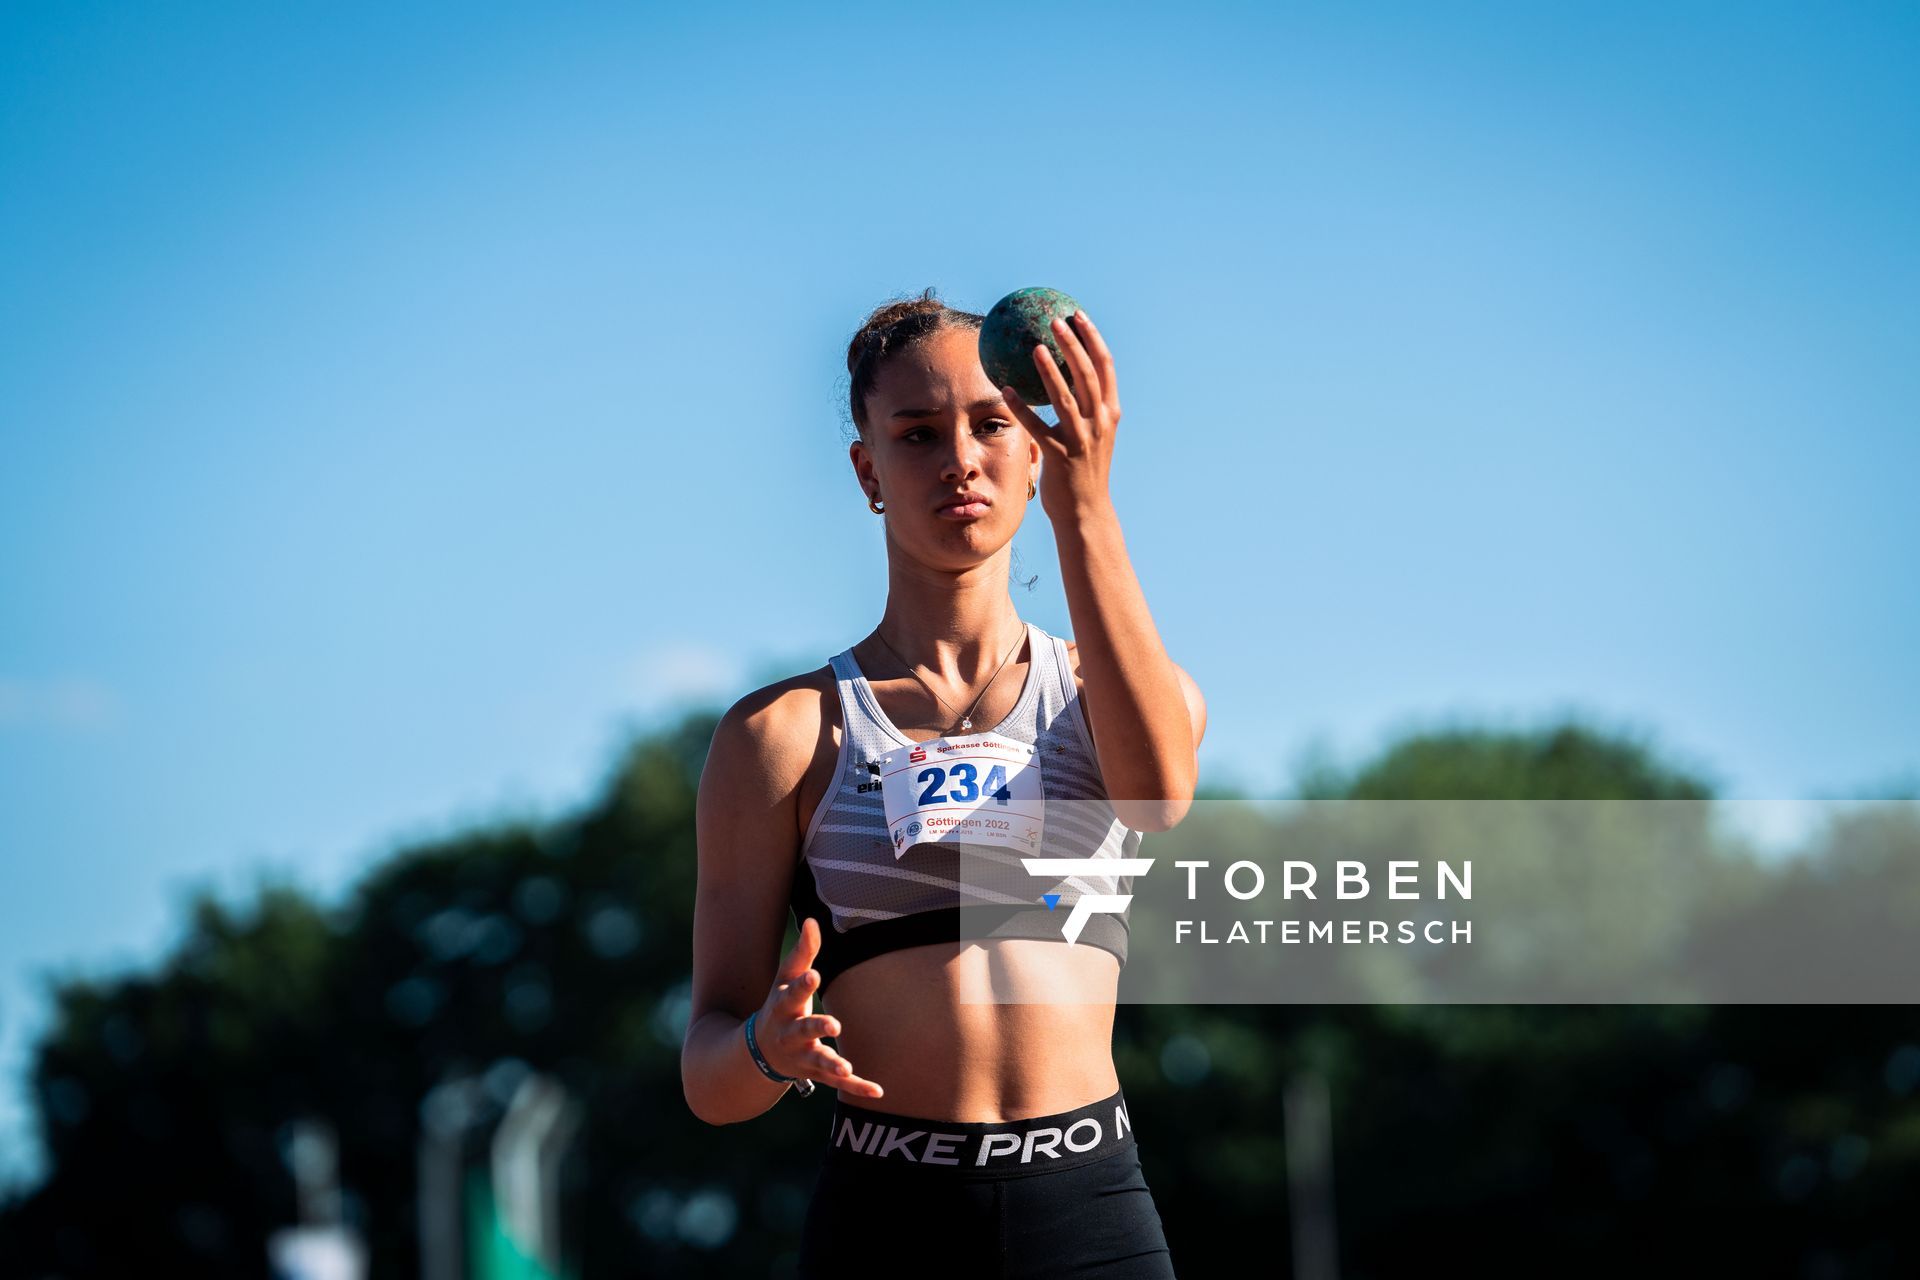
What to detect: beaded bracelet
<box><xmin>744</xmin><ymin>1010</ymin><xmax>814</xmax><ymax>1097</ymax></box>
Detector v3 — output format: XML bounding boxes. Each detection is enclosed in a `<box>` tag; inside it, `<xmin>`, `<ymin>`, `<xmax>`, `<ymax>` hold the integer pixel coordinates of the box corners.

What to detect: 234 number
<box><xmin>916</xmin><ymin>763</ymin><xmax>1013</xmax><ymax>806</ymax></box>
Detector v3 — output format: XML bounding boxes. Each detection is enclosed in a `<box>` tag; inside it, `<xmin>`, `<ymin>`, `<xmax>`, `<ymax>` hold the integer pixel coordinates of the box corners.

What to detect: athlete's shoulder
<box><xmin>707</xmin><ymin>664</ymin><xmax>837</xmax><ymax>798</ymax></box>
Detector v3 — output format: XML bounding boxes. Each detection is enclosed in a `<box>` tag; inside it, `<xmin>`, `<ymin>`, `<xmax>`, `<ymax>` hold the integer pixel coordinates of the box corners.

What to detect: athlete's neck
<box><xmin>868</xmin><ymin>559</ymin><xmax>1025</xmax><ymax>685</ymax></box>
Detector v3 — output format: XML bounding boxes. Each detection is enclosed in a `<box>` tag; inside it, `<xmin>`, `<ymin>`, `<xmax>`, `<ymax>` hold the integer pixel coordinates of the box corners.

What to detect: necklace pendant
<box><xmin>961</xmin><ymin>717</ymin><xmax>972</xmax><ymax>732</ymax></box>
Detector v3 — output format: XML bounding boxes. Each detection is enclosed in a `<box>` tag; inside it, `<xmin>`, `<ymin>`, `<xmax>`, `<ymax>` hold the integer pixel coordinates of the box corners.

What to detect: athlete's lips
<box><xmin>937</xmin><ymin>491</ymin><xmax>990</xmax><ymax>518</ymax></box>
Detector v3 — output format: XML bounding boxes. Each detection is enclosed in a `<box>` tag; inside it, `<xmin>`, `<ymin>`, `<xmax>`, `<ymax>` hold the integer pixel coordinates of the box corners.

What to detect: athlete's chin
<box><xmin>951</xmin><ymin>515</ymin><xmax>1019</xmax><ymax>542</ymax></box>
<box><xmin>915</xmin><ymin>520</ymin><xmax>1015</xmax><ymax>562</ymax></box>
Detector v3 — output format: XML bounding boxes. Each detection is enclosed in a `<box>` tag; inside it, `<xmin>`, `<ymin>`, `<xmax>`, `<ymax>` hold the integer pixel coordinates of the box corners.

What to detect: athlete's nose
<box><xmin>941</xmin><ymin>427</ymin><xmax>984</xmax><ymax>482</ymax></box>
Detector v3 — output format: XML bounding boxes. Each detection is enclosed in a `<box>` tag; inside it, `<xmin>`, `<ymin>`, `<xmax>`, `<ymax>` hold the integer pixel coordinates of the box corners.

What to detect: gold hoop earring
<box><xmin>1027</xmin><ymin>478</ymin><xmax>1037</xmax><ymax>501</ymax></box>
<box><xmin>868</xmin><ymin>493</ymin><xmax>885</xmax><ymax>515</ymax></box>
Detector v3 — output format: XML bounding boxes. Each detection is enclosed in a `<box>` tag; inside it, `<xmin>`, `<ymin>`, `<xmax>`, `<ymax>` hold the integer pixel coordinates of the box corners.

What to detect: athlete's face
<box><xmin>850</xmin><ymin>325</ymin><xmax>1042</xmax><ymax>566</ymax></box>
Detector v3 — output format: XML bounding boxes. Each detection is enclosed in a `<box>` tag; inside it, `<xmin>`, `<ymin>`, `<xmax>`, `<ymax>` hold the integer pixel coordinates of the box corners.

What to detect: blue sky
<box><xmin>2</xmin><ymin>2</ymin><xmax>1915</xmax><ymax>1188</ymax></box>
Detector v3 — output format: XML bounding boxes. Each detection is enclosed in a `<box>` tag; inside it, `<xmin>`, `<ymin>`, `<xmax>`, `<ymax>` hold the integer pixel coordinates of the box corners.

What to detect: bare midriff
<box><xmin>791</xmin><ymin>655</ymin><xmax>1123</xmax><ymax>1124</ymax></box>
<box><xmin>816</xmin><ymin>938</ymin><xmax>1122</xmax><ymax>1123</ymax></box>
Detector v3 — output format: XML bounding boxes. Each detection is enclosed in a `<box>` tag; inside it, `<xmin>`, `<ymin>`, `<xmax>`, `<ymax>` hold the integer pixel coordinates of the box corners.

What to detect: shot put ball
<box><xmin>979</xmin><ymin>286</ymin><xmax>1083</xmax><ymax>408</ymax></box>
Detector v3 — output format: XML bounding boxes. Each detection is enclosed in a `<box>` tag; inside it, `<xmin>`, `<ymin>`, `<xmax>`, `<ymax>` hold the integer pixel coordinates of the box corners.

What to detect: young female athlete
<box><xmin>682</xmin><ymin>288</ymin><xmax>1206</xmax><ymax>1278</ymax></box>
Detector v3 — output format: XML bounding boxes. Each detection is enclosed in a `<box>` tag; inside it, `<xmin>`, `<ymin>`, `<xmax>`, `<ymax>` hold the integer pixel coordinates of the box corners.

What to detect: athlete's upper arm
<box><xmin>1175</xmin><ymin>661</ymin><xmax>1208</xmax><ymax>755</ymax></box>
<box><xmin>1066</xmin><ymin>641</ymin><xmax>1207</xmax><ymax>757</ymax></box>
<box><xmin>687</xmin><ymin>681</ymin><xmax>819</xmax><ymax>1035</ymax></box>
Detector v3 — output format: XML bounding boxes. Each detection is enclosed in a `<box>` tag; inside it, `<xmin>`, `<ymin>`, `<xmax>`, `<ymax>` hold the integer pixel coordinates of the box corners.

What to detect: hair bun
<box><xmin>844</xmin><ymin>288</ymin><xmax>947</xmax><ymax>375</ymax></box>
<box><xmin>843</xmin><ymin>288</ymin><xmax>986</xmax><ymax>435</ymax></box>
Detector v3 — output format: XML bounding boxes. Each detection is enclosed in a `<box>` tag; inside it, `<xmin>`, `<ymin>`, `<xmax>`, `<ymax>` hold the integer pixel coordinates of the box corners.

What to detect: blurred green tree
<box><xmin>3</xmin><ymin>710</ymin><xmax>1916</xmax><ymax>1278</ymax></box>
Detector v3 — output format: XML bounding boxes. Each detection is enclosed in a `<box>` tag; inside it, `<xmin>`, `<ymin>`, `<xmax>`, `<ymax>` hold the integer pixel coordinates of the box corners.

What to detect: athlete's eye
<box><xmin>901</xmin><ymin>421</ymin><xmax>1007</xmax><ymax>444</ymax></box>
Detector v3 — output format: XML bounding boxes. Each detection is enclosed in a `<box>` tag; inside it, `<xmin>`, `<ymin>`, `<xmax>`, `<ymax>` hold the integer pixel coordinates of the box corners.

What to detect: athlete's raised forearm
<box><xmin>1051</xmin><ymin>496</ymin><xmax>1196</xmax><ymax>826</ymax></box>
<box><xmin>1000</xmin><ymin>309</ymin><xmax>1195</xmax><ymax>827</ymax></box>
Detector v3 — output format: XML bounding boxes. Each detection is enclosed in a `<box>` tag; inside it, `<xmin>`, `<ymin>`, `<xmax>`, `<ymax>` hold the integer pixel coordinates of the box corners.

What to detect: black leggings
<box><xmin>796</xmin><ymin>1087</ymin><xmax>1177</xmax><ymax>1279</ymax></box>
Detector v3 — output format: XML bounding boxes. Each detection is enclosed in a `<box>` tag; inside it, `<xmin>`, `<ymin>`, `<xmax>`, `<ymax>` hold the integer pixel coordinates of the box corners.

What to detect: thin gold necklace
<box><xmin>872</xmin><ymin>621</ymin><xmax>1026</xmax><ymax>735</ymax></box>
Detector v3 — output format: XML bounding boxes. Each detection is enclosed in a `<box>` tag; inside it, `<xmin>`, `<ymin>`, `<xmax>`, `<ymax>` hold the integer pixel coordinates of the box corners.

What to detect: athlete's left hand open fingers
<box><xmin>830</xmin><ymin>1068</ymin><xmax>885</xmax><ymax>1100</ymax></box>
<box><xmin>809</xmin><ymin>1042</ymin><xmax>859</xmax><ymax>1078</ymax></box>
<box><xmin>811</xmin><ymin>1044</ymin><xmax>884</xmax><ymax>1098</ymax></box>
<box><xmin>774</xmin><ymin>967</ymin><xmax>820</xmax><ymax>1018</ymax></box>
<box><xmin>794</xmin><ymin>1014</ymin><xmax>840</xmax><ymax>1039</ymax></box>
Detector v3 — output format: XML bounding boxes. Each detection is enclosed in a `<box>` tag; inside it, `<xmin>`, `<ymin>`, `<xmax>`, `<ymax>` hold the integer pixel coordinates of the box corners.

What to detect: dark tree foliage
<box><xmin>2</xmin><ymin>712</ymin><xmax>1916</xmax><ymax>1278</ymax></box>
<box><xmin>1138</xmin><ymin>714</ymin><xmax>1917</xmax><ymax>1279</ymax></box>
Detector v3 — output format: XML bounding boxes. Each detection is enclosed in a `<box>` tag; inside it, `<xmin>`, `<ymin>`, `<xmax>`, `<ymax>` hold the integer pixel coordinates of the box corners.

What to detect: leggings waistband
<box><xmin>820</xmin><ymin>1088</ymin><xmax>1136</xmax><ymax>1180</ymax></box>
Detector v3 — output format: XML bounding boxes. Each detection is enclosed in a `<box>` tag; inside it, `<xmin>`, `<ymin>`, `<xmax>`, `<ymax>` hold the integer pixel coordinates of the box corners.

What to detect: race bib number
<box><xmin>878</xmin><ymin>733</ymin><xmax>1046</xmax><ymax>860</ymax></box>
